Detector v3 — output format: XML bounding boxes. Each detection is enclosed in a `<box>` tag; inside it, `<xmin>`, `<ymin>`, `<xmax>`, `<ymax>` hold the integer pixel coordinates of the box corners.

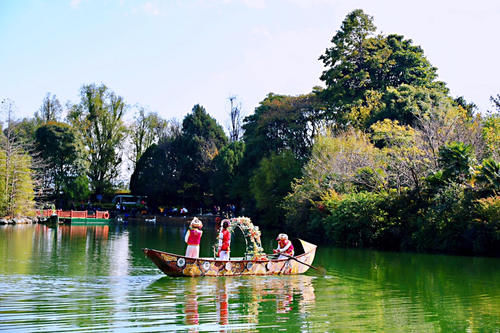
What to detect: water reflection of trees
<box><xmin>314</xmin><ymin>247</ymin><xmax>500</xmax><ymax>332</ymax></box>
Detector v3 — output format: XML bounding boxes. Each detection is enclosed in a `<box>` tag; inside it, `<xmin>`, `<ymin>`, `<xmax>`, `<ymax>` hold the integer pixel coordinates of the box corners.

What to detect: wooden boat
<box><xmin>143</xmin><ymin>216</ymin><xmax>317</xmax><ymax>277</ymax></box>
<box><xmin>143</xmin><ymin>239</ymin><xmax>316</xmax><ymax>277</ymax></box>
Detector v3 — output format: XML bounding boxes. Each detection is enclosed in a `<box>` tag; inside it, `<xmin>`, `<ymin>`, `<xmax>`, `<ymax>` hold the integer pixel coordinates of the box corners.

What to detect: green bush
<box><xmin>322</xmin><ymin>191</ymin><xmax>391</xmax><ymax>248</ymax></box>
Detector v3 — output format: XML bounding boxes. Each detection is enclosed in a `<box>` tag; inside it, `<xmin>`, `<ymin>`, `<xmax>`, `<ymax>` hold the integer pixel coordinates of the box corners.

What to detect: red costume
<box><xmin>186</xmin><ymin>229</ymin><xmax>202</xmax><ymax>245</ymax></box>
<box><xmin>276</xmin><ymin>239</ymin><xmax>294</xmax><ymax>256</ymax></box>
<box><xmin>220</xmin><ymin>229</ymin><xmax>231</xmax><ymax>251</ymax></box>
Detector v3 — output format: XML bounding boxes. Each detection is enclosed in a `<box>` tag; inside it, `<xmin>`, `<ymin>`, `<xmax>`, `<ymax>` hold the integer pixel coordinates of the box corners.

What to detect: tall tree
<box><xmin>236</xmin><ymin>92</ymin><xmax>324</xmax><ymax>211</ymax></box>
<box><xmin>67</xmin><ymin>84</ymin><xmax>127</xmax><ymax>196</ymax></box>
<box><xmin>0</xmin><ymin>99</ymin><xmax>35</xmax><ymax>216</ymax></box>
<box><xmin>177</xmin><ymin>104</ymin><xmax>227</xmax><ymax>205</ymax></box>
<box><xmin>35</xmin><ymin>93</ymin><xmax>62</xmax><ymax>123</ymax></box>
<box><xmin>319</xmin><ymin>9</ymin><xmax>445</xmax><ymax>128</ymax></box>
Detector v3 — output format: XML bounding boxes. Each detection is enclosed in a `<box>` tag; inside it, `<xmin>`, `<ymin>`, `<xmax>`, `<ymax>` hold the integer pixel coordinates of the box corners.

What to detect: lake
<box><xmin>1</xmin><ymin>223</ymin><xmax>499</xmax><ymax>332</ymax></box>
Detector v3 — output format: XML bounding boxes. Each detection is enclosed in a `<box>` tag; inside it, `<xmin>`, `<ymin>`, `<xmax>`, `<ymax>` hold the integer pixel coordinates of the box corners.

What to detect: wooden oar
<box><xmin>278</xmin><ymin>253</ymin><xmax>326</xmax><ymax>275</ymax></box>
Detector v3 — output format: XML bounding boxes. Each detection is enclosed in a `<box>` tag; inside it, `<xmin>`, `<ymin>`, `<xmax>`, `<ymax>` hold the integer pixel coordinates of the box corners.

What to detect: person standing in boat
<box><xmin>273</xmin><ymin>233</ymin><xmax>294</xmax><ymax>259</ymax></box>
<box><xmin>217</xmin><ymin>219</ymin><xmax>231</xmax><ymax>260</ymax></box>
<box><xmin>185</xmin><ymin>217</ymin><xmax>203</xmax><ymax>258</ymax></box>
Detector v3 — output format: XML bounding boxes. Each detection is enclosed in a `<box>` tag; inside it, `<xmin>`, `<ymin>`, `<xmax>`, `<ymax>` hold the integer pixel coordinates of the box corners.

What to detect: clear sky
<box><xmin>1</xmin><ymin>0</ymin><xmax>499</xmax><ymax>128</ymax></box>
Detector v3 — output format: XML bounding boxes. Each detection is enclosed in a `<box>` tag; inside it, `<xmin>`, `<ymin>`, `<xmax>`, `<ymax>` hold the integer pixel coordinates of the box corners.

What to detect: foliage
<box><xmin>438</xmin><ymin>142</ymin><xmax>475</xmax><ymax>183</ymax></box>
<box><xmin>67</xmin><ymin>83</ymin><xmax>127</xmax><ymax>196</ymax></box>
<box><xmin>322</xmin><ymin>191</ymin><xmax>391</xmax><ymax>248</ymax></box>
<box><xmin>5</xmin><ymin>118</ymin><xmax>39</xmax><ymax>146</ymax></box>
<box><xmin>249</xmin><ymin>150</ymin><xmax>301</xmax><ymax>226</ymax></box>
<box><xmin>211</xmin><ymin>141</ymin><xmax>245</xmax><ymax>204</ymax></box>
<box><xmin>176</xmin><ymin>104</ymin><xmax>227</xmax><ymax>205</ymax></box>
<box><xmin>319</xmin><ymin>9</ymin><xmax>445</xmax><ymax>128</ymax></box>
<box><xmin>129</xmin><ymin>140</ymin><xmax>180</xmax><ymax>207</ymax></box>
<box><xmin>475</xmin><ymin>159</ymin><xmax>500</xmax><ymax>195</ymax></box>
<box><xmin>35</xmin><ymin>122</ymin><xmax>85</xmax><ymax>203</ymax></box>
<box><xmin>371</xmin><ymin>119</ymin><xmax>427</xmax><ymax>194</ymax></box>
<box><xmin>475</xmin><ymin>196</ymin><xmax>500</xmax><ymax>224</ymax></box>
<box><xmin>129</xmin><ymin>107</ymin><xmax>171</xmax><ymax>167</ymax></box>
<box><xmin>237</xmin><ymin>92</ymin><xmax>324</xmax><ymax>212</ymax></box>
<box><xmin>62</xmin><ymin>174</ymin><xmax>91</xmax><ymax>204</ymax></box>
<box><xmin>482</xmin><ymin>112</ymin><xmax>500</xmax><ymax>160</ymax></box>
<box><xmin>0</xmin><ymin>99</ymin><xmax>35</xmax><ymax>216</ymax></box>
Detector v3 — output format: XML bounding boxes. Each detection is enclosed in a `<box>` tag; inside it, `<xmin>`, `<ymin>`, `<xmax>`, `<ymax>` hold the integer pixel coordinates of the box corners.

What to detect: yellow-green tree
<box><xmin>0</xmin><ymin>99</ymin><xmax>35</xmax><ymax>216</ymax></box>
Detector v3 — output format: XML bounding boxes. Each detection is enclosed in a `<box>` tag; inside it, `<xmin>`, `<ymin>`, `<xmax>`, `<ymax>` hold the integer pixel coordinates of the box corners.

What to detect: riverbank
<box><xmin>0</xmin><ymin>216</ymin><xmax>38</xmax><ymax>225</ymax></box>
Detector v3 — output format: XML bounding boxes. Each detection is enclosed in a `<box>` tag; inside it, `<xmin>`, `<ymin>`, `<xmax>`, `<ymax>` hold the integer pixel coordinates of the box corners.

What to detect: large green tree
<box><xmin>35</xmin><ymin>122</ymin><xmax>85</xmax><ymax>204</ymax></box>
<box><xmin>319</xmin><ymin>9</ymin><xmax>446</xmax><ymax>128</ymax></box>
<box><xmin>237</xmin><ymin>92</ymin><xmax>324</xmax><ymax>211</ymax></box>
<box><xmin>130</xmin><ymin>139</ymin><xmax>181</xmax><ymax>207</ymax></box>
<box><xmin>67</xmin><ymin>84</ymin><xmax>127</xmax><ymax>196</ymax></box>
<box><xmin>176</xmin><ymin>104</ymin><xmax>227</xmax><ymax>206</ymax></box>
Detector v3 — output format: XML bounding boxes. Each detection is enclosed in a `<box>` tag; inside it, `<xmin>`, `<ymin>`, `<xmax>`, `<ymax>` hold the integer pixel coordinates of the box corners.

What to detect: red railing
<box><xmin>36</xmin><ymin>210</ymin><xmax>110</xmax><ymax>219</ymax></box>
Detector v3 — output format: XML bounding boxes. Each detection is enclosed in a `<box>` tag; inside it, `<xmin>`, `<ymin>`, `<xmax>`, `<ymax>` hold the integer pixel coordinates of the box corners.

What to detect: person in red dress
<box><xmin>185</xmin><ymin>217</ymin><xmax>203</xmax><ymax>258</ymax></box>
<box><xmin>217</xmin><ymin>219</ymin><xmax>231</xmax><ymax>260</ymax></box>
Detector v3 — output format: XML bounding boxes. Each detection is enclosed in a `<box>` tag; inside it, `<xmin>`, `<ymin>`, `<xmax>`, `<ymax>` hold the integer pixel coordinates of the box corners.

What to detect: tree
<box><xmin>319</xmin><ymin>9</ymin><xmax>445</xmax><ymax>129</ymax></box>
<box><xmin>67</xmin><ymin>84</ymin><xmax>127</xmax><ymax>196</ymax></box>
<box><xmin>129</xmin><ymin>106</ymin><xmax>170</xmax><ymax>167</ymax></box>
<box><xmin>0</xmin><ymin>99</ymin><xmax>35</xmax><ymax>216</ymax></box>
<box><xmin>35</xmin><ymin>93</ymin><xmax>62</xmax><ymax>123</ymax></box>
<box><xmin>211</xmin><ymin>141</ymin><xmax>245</xmax><ymax>204</ymax></box>
<box><xmin>35</xmin><ymin>122</ymin><xmax>84</xmax><ymax>204</ymax></box>
<box><xmin>438</xmin><ymin>142</ymin><xmax>475</xmax><ymax>183</ymax></box>
<box><xmin>176</xmin><ymin>104</ymin><xmax>228</xmax><ymax>205</ymax></box>
<box><xmin>249</xmin><ymin>150</ymin><xmax>301</xmax><ymax>226</ymax></box>
<box><xmin>6</xmin><ymin>118</ymin><xmax>39</xmax><ymax>146</ymax></box>
<box><xmin>319</xmin><ymin>9</ymin><xmax>376</xmax><ymax>109</ymax></box>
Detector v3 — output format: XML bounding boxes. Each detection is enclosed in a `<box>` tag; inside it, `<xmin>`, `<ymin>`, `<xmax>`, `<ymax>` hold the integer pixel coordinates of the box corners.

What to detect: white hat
<box><xmin>276</xmin><ymin>233</ymin><xmax>288</xmax><ymax>240</ymax></box>
<box><xmin>190</xmin><ymin>217</ymin><xmax>203</xmax><ymax>229</ymax></box>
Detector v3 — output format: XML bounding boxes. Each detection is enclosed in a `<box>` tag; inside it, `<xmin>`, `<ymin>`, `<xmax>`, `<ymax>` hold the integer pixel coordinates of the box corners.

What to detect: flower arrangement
<box><xmin>220</xmin><ymin>216</ymin><xmax>266</xmax><ymax>260</ymax></box>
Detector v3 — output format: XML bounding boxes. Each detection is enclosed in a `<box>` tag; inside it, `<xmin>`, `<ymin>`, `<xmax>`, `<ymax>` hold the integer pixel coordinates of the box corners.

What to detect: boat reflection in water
<box><xmin>178</xmin><ymin>274</ymin><xmax>316</xmax><ymax>331</ymax></box>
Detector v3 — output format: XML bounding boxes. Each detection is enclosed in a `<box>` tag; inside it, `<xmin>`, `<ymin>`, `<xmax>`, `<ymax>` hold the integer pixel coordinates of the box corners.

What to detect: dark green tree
<box><xmin>319</xmin><ymin>9</ymin><xmax>445</xmax><ymax>128</ymax></box>
<box><xmin>130</xmin><ymin>139</ymin><xmax>181</xmax><ymax>208</ymax></box>
<box><xmin>35</xmin><ymin>122</ymin><xmax>84</xmax><ymax>204</ymax></box>
<box><xmin>249</xmin><ymin>150</ymin><xmax>302</xmax><ymax>226</ymax></box>
<box><xmin>176</xmin><ymin>104</ymin><xmax>227</xmax><ymax>206</ymax></box>
<box><xmin>211</xmin><ymin>141</ymin><xmax>245</xmax><ymax>204</ymax></box>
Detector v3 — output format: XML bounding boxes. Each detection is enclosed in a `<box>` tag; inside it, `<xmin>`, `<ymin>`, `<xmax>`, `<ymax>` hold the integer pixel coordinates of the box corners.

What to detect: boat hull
<box><xmin>143</xmin><ymin>239</ymin><xmax>317</xmax><ymax>277</ymax></box>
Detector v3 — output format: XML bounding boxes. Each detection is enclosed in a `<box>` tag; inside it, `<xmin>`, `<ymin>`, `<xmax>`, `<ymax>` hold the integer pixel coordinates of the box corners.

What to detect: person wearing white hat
<box><xmin>273</xmin><ymin>233</ymin><xmax>294</xmax><ymax>259</ymax></box>
<box><xmin>185</xmin><ymin>217</ymin><xmax>203</xmax><ymax>258</ymax></box>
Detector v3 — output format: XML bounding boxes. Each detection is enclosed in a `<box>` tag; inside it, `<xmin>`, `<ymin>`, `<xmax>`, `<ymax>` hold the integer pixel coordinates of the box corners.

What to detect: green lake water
<box><xmin>0</xmin><ymin>223</ymin><xmax>499</xmax><ymax>332</ymax></box>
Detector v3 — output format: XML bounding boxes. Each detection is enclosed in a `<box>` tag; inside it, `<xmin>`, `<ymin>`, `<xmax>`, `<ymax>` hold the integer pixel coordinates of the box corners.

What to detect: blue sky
<box><xmin>1</xmin><ymin>0</ymin><xmax>499</xmax><ymax>128</ymax></box>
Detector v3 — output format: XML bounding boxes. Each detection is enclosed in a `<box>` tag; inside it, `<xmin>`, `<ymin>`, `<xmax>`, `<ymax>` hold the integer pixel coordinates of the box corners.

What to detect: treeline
<box><xmin>2</xmin><ymin>9</ymin><xmax>498</xmax><ymax>255</ymax></box>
